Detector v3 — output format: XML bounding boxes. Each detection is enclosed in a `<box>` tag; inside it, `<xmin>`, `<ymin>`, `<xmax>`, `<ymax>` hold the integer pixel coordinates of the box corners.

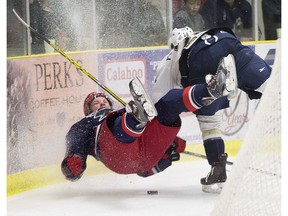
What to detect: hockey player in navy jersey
<box><xmin>152</xmin><ymin>26</ymin><xmax>272</xmax><ymax>193</ymax></box>
<box><xmin>61</xmin><ymin>71</ymin><xmax>237</xmax><ymax>181</ymax></box>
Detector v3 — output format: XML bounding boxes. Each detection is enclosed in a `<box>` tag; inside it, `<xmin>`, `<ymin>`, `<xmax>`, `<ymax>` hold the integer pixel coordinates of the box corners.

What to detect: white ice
<box><xmin>7</xmin><ymin>161</ymin><xmax>222</xmax><ymax>216</ymax></box>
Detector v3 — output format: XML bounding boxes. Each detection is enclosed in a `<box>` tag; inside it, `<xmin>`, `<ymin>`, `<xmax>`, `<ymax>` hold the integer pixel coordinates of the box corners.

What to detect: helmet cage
<box><xmin>168</xmin><ymin>26</ymin><xmax>194</xmax><ymax>50</ymax></box>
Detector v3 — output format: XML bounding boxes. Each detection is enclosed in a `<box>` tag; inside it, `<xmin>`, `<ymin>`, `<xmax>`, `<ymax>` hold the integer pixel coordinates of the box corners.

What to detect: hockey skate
<box><xmin>205</xmin><ymin>54</ymin><xmax>238</xmax><ymax>100</ymax></box>
<box><xmin>126</xmin><ymin>77</ymin><xmax>158</xmax><ymax>124</ymax></box>
<box><xmin>201</xmin><ymin>153</ymin><xmax>228</xmax><ymax>194</ymax></box>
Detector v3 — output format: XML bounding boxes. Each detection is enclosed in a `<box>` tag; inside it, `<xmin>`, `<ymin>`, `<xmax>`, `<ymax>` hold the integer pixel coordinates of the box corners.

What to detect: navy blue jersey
<box><xmin>65</xmin><ymin>108</ymin><xmax>112</xmax><ymax>157</ymax></box>
<box><xmin>179</xmin><ymin>28</ymin><xmax>271</xmax><ymax>99</ymax></box>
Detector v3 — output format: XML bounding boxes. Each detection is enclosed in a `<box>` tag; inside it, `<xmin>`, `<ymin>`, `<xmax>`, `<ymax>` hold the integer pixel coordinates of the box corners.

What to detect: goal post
<box><xmin>212</xmin><ymin>39</ymin><xmax>281</xmax><ymax>216</ymax></box>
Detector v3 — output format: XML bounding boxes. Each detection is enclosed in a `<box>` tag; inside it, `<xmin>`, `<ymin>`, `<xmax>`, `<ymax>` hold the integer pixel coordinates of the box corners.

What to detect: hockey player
<box><xmin>61</xmin><ymin>71</ymin><xmax>236</xmax><ymax>181</ymax></box>
<box><xmin>152</xmin><ymin>26</ymin><xmax>271</xmax><ymax>193</ymax></box>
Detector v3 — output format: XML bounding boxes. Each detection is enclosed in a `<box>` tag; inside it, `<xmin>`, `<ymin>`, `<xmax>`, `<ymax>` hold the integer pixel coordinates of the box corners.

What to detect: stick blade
<box><xmin>12</xmin><ymin>9</ymin><xmax>29</xmax><ymax>28</ymax></box>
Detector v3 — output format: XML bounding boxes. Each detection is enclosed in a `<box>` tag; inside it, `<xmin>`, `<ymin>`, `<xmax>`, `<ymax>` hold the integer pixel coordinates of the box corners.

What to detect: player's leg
<box><xmin>156</xmin><ymin>55</ymin><xmax>237</xmax><ymax>126</ymax></box>
<box><xmin>111</xmin><ymin>77</ymin><xmax>158</xmax><ymax>143</ymax></box>
<box><xmin>196</xmin><ymin>113</ymin><xmax>228</xmax><ymax>193</ymax></box>
<box><xmin>111</xmin><ymin>75</ymin><xmax>225</xmax><ymax>143</ymax></box>
<box><xmin>111</xmin><ymin>76</ymin><xmax>203</xmax><ymax>144</ymax></box>
<box><xmin>127</xmin><ymin>76</ymin><xmax>158</xmax><ymax>123</ymax></box>
<box><xmin>201</xmin><ymin>151</ymin><xmax>228</xmax><ymax>193</ymax></box>
<box><xmin>188</xmin><ymin>54</ymin><xmax>237</xmax><ymax>193</ymax></box>
<box><xmin>156</xmin><ymin>84</ymin><xmax>210</xmax><ymax>126</ymax></box>
<box><xmin>112</xmin><ymin>70</ymin><xmax>236</xmax><ymax>144</ymax></box>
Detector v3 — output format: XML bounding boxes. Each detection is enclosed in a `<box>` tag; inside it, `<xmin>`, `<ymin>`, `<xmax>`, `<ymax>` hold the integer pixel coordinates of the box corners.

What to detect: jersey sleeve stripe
<box><xmin>182</xmin><ymin>86</ymin><xmax>201</xmax><ymax>112</ymax></box>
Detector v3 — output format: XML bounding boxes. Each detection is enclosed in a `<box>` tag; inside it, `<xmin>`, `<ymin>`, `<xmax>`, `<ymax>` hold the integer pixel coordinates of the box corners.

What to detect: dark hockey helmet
<box><xmin>83</xmin><ymin>92</ymin><xmax>113</xmax><ymax>116</ymax></box>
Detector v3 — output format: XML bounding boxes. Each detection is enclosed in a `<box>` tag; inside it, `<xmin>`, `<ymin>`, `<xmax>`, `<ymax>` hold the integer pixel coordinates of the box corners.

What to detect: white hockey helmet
<box><xmin>168</xmin><ymin>26</ymin><xmax>194</xmax><ymax>50</ymax></box>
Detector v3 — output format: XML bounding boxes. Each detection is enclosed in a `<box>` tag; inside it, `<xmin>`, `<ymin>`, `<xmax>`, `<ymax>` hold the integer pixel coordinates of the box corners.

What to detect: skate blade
<box><xmin>222</xmin><ymin>54</ymin><xmax>238</xmax><ymax>99</ymax></box>
<box><xmin>202</xmin><ymin>183</ymin><xmax>224</xmax><ymax>194</ymax></box>
<box><xmin>131</xmin><ymin>79</ymin><xmax>145</xmax><ymax>97</ymax></box>
<box><xmin>143</xmin><ymin>102</ymin><xmax>157</xmax><ymax>121</ymax></box>
<box><xmin>130</xmin><ymin>77</ymin><xmax>158</xmax><ymax>120</ymax></box>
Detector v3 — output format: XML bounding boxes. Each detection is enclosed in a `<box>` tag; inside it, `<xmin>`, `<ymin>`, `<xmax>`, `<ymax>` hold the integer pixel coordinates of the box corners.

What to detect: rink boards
<box><xmin>7</xmin><ymin>41</ymin><xmax>277</xmax><ymax>196</ymax></box>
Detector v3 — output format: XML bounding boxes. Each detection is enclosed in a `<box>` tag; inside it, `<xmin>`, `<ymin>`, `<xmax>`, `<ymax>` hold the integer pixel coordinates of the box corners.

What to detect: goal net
<box><xmin>212</xmin><ymin>39</ymin><xmax>281</xmax><ymax>216</ymax></box>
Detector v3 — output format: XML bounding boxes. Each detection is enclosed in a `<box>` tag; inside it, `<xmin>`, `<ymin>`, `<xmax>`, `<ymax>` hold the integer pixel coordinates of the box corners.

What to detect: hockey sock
<box><xmin>111</xmin><ymin>112</ymin><xmax>145</xmax><ymax>143</ymax></box>
<box><xmin>156</xmin><ymin>84</ymin><xmax>211</xmax><ymax>126</ymax></box>
<box><xmin>203</xmin><ymin>138</ymin><xmax>225</xmax><ymax>165</ymax></box>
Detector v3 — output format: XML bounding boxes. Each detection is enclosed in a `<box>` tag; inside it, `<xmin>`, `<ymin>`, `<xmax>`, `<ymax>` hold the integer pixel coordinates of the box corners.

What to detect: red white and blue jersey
<box><xmin>97</xmin><ymin>110</ymin><xmax>180</xmax><ymax>174</ymax></box>
<box><xmin>64</xmin><ymin>85</ymin><xmax>210</xmax><ymax>175</ymax></box>
<box><xmin>65</xmin><ymin>108</ymin><xmax>181</xmax><ymax>175</ymax></box>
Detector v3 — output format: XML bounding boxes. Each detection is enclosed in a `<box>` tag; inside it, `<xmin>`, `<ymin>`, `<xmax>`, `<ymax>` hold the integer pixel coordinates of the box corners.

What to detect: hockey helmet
<box><xmin>83</xmin><ymin>92</ymin><xmax>113</xmax><ymax>116</ymax></box>
<box><xmin>168</xmin><ymin>26</ymin><xmax>194</xmax><ymax>50</ymax></box>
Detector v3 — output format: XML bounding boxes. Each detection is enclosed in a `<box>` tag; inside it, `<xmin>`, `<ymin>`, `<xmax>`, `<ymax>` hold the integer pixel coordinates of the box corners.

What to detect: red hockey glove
<box><xmin>137</xmin><ymin>137</ymin><xmax>186</xmax><ymax>177</ymax></box>
<box><xmin>61</xmin><ymin>154</ymin><xmax>87</xmax><ymax>181</ymax></box>
<box><xmin>173</xmin><ymin>136</ymin><xmax>187</xmax><ymax>153</ymax></box>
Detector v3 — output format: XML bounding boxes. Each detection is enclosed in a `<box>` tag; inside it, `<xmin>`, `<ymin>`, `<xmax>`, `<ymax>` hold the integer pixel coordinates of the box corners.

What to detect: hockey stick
<box><xmin>174</xmin><ymin>136</ymin><xmax>234</xmax><ymax>165</ymax></box>
<box><xmin>12</xmin><ymin>9</ymin><xmax>126</xmax><ymax>106</ymax></box>
<box><xmin>182</xmin><ymin>151</ymin><xmax>234</xmax><ymax>165</ymax></box>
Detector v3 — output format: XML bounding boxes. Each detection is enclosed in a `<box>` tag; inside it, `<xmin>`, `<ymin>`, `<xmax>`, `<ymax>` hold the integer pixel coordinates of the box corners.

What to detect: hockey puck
<box><xmin>147</xmin><ymin>190</ymin><xmax>158</xmax><ymax>195</ymax></box>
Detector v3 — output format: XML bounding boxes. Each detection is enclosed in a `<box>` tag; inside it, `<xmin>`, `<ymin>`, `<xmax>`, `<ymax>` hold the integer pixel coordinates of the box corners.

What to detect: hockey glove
<box><xmin>137</xmin><ymin>138</ymin><xmax>186</xmax><ymax>177</ymax></box>
<box><xmin>137</xmin><ymin>158</ymin><xmax>172</xmax><ymax>177</ymax></box>
<box><xmin>61</xmin><ymin>154</ymin><xmax>87</xmax><ymax>181</ymax></box>
<box><xmin>166</xmin><ymin>136</ymin><xmax>187</xmax><ymax>160</ymax></box>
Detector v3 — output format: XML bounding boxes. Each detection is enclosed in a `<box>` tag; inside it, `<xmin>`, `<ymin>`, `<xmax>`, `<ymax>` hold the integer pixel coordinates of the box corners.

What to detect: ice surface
<box><xmin>7</xmin><ymin>161</ymin><xmax>220</xmax><ymax>216</ymax></box>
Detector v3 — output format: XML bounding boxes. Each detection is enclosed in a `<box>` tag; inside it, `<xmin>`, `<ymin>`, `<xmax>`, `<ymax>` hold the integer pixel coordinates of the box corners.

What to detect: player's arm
<box><xmin>61</xmin><ymin>109</ymin><xmax>111</xmax><ymax>181</ymax></box>
<box><xmin>61</xmin><ymin>126</ymin><xmax>90</xmax><ymax>181</ymax></box>
<box><xmin>61</xmin><ymin>154</ymin><xmax>87</xmax><ymax>181</ymax></box>
<box><xmin>61</xmin><ymin>120</ymin><xmax>92</xmax><ymax>181</ymax></box>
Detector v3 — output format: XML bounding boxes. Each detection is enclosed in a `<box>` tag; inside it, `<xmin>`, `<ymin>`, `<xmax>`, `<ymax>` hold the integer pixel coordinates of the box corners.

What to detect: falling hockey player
<box><xmin>61</xmin><ymin>70</ymin><xmax>237</xmax><ymax>181</ymax></box>
<box><xmin>151</xmin><ymin>26</ymin><xmax>272</xmax><ymax>193</ymax></box>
